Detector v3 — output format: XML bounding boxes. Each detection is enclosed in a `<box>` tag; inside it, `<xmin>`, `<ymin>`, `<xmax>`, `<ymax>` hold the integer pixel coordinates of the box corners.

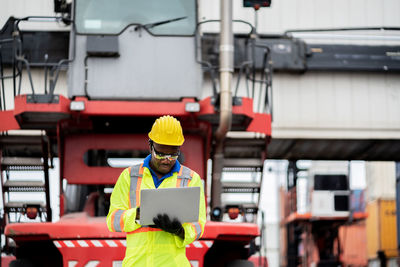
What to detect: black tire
<box><xmin>9</xmin><ymin>259</ymin><xmax>35</xmax><ymax>267</ymax></box>
<box><xmin>226</xmin><ymin>259</ymin><xmax>255</xmax><ymax>267</ymax></box>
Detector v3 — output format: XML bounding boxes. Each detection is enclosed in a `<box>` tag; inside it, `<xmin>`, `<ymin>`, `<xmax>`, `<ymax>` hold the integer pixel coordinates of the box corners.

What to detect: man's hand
<box><xmin>153</xmin><ymin>214</ymin><xmax>184</xmax><ymax>239</ymax></box>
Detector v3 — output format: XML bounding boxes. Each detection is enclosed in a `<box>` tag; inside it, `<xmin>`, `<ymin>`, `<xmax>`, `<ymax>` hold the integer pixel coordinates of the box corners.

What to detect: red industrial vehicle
<box><xmin>0</xmin><ymin>0</ymin><xmax>271</xmax><ymax>266</ymax></box>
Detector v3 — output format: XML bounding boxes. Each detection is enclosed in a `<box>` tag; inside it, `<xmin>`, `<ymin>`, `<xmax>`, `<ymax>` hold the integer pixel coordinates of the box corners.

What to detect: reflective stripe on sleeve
<box><xmin>110</xmin><ymin>210</ymin><xmax>117</xmax><ymax>232</ymax></box>
<box><xmin>176</xmin><ymin>178</ymin><xmax>182</xmax><ymax>187</ymax></box>
<box><xmin>113</xmin><ymin>210</ymin><xmax>125</xmax><ymax>232</ymax></box>
<box><xmin>119</xmin><ymin>210</ymin><xmax>127</xmax><ymax>231</ymax></box>
<box><xmin>177</xmin><ymin>166</ymin><xmax>192</xmax><ymax>180</ymax></box>
<box><xmin>190</xmin><ymin>222</ymin><xmax>202</xmax><ymax>240</ymax></box>
<box><xmin>178</xmin><ymin>177</ymin><xmax>189</xmax><ymax>187</ymax></box>
<box><xmin>177</xmin><ymin>165</ymin><xmax>193</xmax><ymax>188</ymax></box>
<box><xmin>127</xmin><ymin>167</ymin><xmax>132</xmax><ymax>209</ymax></box>
<box><xmin>188</xmin><ymin>170</ymin><xmax>194</xmax><ymax>185</ymax></box>
<box><xmin>136</xmin><ymin>176</ymin><xmax>142</xmax><ymax>206</ymax></box>
<box><xmin>177</xmin><ymin>166</ymin><xmax>183</xmax><ymax>176</ymax></box>
<box><xmin>129</xmin><ymin>163</ymin><xmax>143</xmax><ymax>208</ymax></box>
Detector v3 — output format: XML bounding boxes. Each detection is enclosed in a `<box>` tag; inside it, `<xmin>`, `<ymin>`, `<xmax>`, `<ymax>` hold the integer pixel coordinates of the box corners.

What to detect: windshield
<box><xmin>75</xmin><ymin>0</ymin><xmax>197</xmax><ymax>35</ymax></box>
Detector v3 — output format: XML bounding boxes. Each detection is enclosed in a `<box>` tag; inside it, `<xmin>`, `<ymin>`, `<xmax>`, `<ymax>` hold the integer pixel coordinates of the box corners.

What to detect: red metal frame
<box><xmin>54</xmin><ymin>239</ymin><xmax>215</xmax><ymax>267</ymax></box>
<box><xmin>5</xmin><ymin>214</ymin><xmax>258</xmax><ymax>242</ymax></box>
<box><xmin>202</xmin><ymin>221</ymin><xmax>260</xmax><ymax>241</ymax></box>
<box><xmin>5</xmin><ymin>213</ymin><xmax>124</xmax><ymax>241</ymax></box>
<box><xmin>186</xmin><ymin>240</ymin><xmax>214</xmax><ymax>267</ymax></box>
<box><xmin>63</xmin><ymin>133</ymin><xmax>205</xmax><ymax>185</ymax></box>
<box><xmin>0</xmin><ymin>110</ymin><xmax>20</xmax><ymax>131</ymax></box>
<box><xmin>5</xmin><ymin>212</ymin><xmax>258</xmax><ymax>267</ymax></box>
<box><xmin>1</xmin><ymin>255</ymin><xmax>16</xmax><ymax>266</ymax></box>
<box><xmin>198</xmin><ymin>97</ymin><xmax>254</xmax><ymax>117</ymax></box>
<box><xmin>11</xmin><ymin>95</ymin><xmax>199</xmax><ymax>118</ymax></box>
<box><xmin>54</xmin><ymin>239</ymin><xmax>126</xmax><ymax>267</ymax></box>
<box><xmin>73</xmin><ymin>97</ymin><xmax>198</xmax><ymax>117</ymax></box>
<box><xmin>13</xmin><ymin>95</ymin><xmax>71</xmax><ymax>115</ymax></box>
<box><xmin>247</xmin><ymin>112</ymin><xmax>271</xmax><ymax>136</ymax></box>
<box><xmin>3</xmin><ymin>95</ymin><xmax>271</xmax><ymax>137</ymax></box>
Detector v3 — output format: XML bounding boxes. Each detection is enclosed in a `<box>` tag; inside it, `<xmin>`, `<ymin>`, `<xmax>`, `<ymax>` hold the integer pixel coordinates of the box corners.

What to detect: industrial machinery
<box><xmin>283</xmin><ymin>161</ymin><xmax>368</xmax><ymax>267</ymax></box>
<box><xmin>0</xmin><ymin>0</ymin><xmax>272</xmax><ymax>266</ymax></box>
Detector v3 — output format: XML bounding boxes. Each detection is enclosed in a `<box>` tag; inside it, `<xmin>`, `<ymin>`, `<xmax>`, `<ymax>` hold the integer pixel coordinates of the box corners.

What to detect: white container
<box><xmin>307</xmin><ymin>161</ymin><xmax>349</xmax><ymax>190</ymax></box>
<box><xmin>365</xmin><ymin>162</ymin><xmax>396</xmax><ymax>202</ymax></box>
<box><xmin>311</xmin><ymin>190</ymin><xmax>350</xmax><ymax>217</ymax></box>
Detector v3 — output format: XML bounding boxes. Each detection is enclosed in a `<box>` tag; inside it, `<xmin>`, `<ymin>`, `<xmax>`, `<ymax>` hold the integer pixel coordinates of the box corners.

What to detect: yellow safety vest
<box><xmin>107</xmin><ymin>163</ymin><xmax>206</xmax><ymax>267</ymax></box>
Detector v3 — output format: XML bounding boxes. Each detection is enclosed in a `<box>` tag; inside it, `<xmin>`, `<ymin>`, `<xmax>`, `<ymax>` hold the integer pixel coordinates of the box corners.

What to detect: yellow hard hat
<box><xmin>148</xmin><ymin>115</ymin><xmax>184</xmax><ymax>146</ymax></box>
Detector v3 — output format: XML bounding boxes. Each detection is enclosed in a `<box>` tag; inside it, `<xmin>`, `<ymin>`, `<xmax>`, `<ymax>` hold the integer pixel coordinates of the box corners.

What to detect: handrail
<box><xmin>8</xmin><ymin>16</ymin><xmax>73</xmax><ymax>102</ymax></box>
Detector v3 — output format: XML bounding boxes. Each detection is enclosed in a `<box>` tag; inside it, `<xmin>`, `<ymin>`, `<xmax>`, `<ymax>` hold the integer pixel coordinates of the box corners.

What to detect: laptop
<box><xmin>139</xmin><ymin>187</ymin><xmax>200</xmax><ymax>226</ymax></box>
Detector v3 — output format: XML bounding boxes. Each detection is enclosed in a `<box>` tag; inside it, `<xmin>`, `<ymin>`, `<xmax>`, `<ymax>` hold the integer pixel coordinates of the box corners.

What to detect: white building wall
<box><xmin>205</xmin><ymin>71</ymin><xmax>400</xmax><ymax>140</ymax></box>
<box><xmin>271</xmin><ymin>72</ymin><xmax>400</xmax><ymax>139</ymax></box>
<box><xmin>2</xmin><ymin>0</ymin><xmax>400</xmax><ymax>36</ymax></box>
<box><xmin>199</xmin><ymin>0</ymin><xmax>400</xmax><ymax>35</ymax></box>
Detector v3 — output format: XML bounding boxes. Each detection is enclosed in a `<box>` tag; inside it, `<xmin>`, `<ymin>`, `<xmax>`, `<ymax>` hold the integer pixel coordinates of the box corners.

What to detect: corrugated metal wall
<box><xmin>366</xmin><ymin>162</ymin><xmax>396</xmax><ymax>201</ymax></box>
<box><xmin>6</xmin><ymin>0</ymin><xmax>398</xmax><ymax>36</ymax></box>
<box><xmin>214</xmin><ymin>71</ymin><xmax>400</xmax><ymax>139</ymax></box>
<box><xmin>271</xmin><ymin>73</ymin><xmax>400</xmax><ymax>139</ymax></box>
<box><xmin>199</xmin><ymin>0</ymin><xmax>400</xmax><ymax>34</ymax></box>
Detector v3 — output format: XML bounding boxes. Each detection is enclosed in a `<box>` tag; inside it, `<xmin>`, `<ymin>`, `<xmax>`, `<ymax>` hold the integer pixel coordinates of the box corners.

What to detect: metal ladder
<box><xmin>0</xmin><ymin>135</ymin><xmax>52</xmax><ymax>227</ymax></box>
<box><xmin>220</xmin><ymin>133</ymin><xmax>267</xmax><ymax>223</ymax></box>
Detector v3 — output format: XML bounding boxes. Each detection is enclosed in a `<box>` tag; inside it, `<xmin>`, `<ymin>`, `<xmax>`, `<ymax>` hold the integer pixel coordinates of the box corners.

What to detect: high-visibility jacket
<box><xmin>107</xmin><ymin>163</ymin><xmax>206</xmax><ymax>267</ymax></box>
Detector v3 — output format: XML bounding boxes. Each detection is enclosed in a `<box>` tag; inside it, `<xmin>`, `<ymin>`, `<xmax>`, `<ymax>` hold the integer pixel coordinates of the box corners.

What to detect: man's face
<box><xmin>150</xmin><ymin>142</ymin><xmax>180</xmax><ymax>174</ymax></box>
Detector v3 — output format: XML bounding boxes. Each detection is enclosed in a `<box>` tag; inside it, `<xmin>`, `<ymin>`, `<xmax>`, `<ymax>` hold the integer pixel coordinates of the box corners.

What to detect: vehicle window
<box><xmin>75</xmin><ymin>0</ymin><xmax>196</xmax><ymax>35</ymax></box>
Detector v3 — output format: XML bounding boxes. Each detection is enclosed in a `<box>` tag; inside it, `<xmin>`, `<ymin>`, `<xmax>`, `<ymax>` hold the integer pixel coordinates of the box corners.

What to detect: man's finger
<box><xmin>157</xmin><ymin>214</ymin><xmax>167</xmax><ymax>229</ymax></box>
<box><xmin>153</xmin><ymin>216</ymin><xmax>160</xmax><ymax>226</ymax></box>
<box><xmin>171</xmin><ymin>218</ymin><xmax>181</xmax><ymax>229</ymax></box>
<box><xmin>162</xmin><ymin>214</ymin><xmax>172</xmax><ymax>227</ymax></box>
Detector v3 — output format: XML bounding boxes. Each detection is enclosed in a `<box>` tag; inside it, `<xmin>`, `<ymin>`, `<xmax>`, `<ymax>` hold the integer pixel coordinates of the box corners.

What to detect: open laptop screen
<box><xmin>139</xmin><ymin>187</ymin><xmax>200</xmax><ymax>226</ymax></box>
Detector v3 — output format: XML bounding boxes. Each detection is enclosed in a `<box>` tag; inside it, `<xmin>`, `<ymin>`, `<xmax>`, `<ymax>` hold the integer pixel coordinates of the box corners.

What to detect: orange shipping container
<box><xmin>339</xmin><ymin>221</ymin><xmax>368</xmax><ymax>267</ymax></box>
<box><xmin>366</xmin><ymin>199</ymin><xmax>398</xmax><ymax>259</ymax></box>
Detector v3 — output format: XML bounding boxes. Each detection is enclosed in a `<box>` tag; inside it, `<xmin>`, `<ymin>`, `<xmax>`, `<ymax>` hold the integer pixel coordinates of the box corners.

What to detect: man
<box><xmin>107</xmin><ymin>115</ymin><xmax>206</xmax><ymax>267</ymax></box>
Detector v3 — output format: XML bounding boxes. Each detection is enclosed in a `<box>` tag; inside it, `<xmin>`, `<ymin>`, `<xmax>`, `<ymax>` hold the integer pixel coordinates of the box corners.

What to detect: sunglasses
<box><xmin>151</xmin><ymin>145</ymin><xmax>180</xmax><ymax>160</ymax></box>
